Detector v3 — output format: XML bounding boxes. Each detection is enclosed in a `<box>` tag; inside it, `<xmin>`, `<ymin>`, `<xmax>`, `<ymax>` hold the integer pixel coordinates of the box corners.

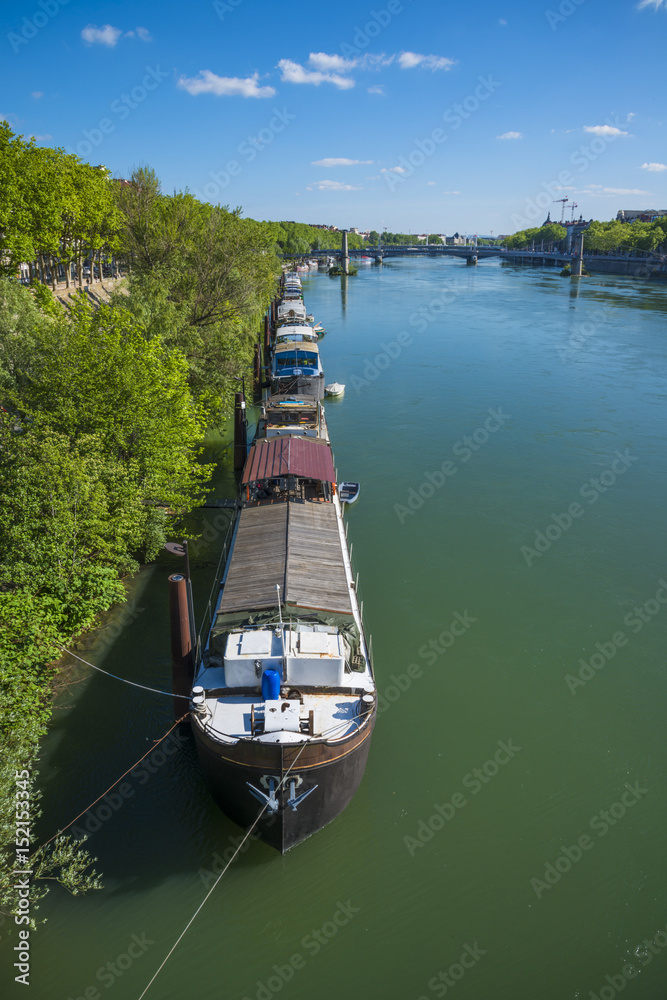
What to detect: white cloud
<box><xmin>637</xmin><ymin>0</ymin><xmax>666</xmax><ymax>9</ymax></box>
<box><xmin>442</xmin><ymin>190</ymin><xmax>461</xmax><ymax>194</ymax></box>
<box><xmin>381</xmin><ymin>166</ymin><xmax>408</xmax><ymax>175</ymax></box>
<box><xmin>368</xmin><ymin>85</ymin><xmax>385</xmax><ymax>95</ymax></box>
<box><xmin>30</xmin><ymin>133</ymin><xmax>52</xmax><ymax>141</ymax></box>
<box><xmin>497</xmin><ymin>131</ymin><xmax>523</xmax><ymax>140</ymax></box>
<box><xmin>278</xmin><ymin>59</ymin><xmax>355</xmax><ymax>89</ymax></box>
<box><xmin>427</xmin><ymin>181</ymin><xmax>436</xmax><ymax>186</ymax></box>
<box><xmin>627</xmin><ymin>112</ymin><xmax>636</xmax><ymax>120</ymax></box>
<box><xmin>126</xmin><ymin>27</ymin><xmax>152</xmax><ymax>41</ymax></box>
<box><xmin>398</xmin><ymin>51</ymin><xmax>457</xmax><ymax>70</ymax></box>
<box><xmin>498</xmin><ymin>18</ymin><xmax>508</xmax><ymax>25</ymax></box>
<box><xmin>308</xmin><ymin>52</ymin><xmax>358</xmax><ymax>72</ymax></box>
<box><xmin>363</xmin><ymin>54</ymin><xmax>395</xmax><ymax>68</ymax></box>
<box><xmin>602</xmin><ymin>187</ymin><xmax>650</xmax><ymax>195</ymax></box>
<box><xmin>81</xmin><ymin>24</ymin><xmax>123</xmax><ymax>46</ymax></box>
<box><xmin>641</xmin><ymin>161</ymin><xmax>667</xmax><ymax>172</ymax></box>
<box><xmin>306</xmin><ymin>179</ymin><xmax>362</xmax><ymax>191</ymax></box>
<box><xmin>177</xmin><ymin>70</ymin><xmax>276</xmax><ymax>98</ymax></box>
<box><xmin>576</xmin><ymin>185</ymin><xmax>651</xmax><ymax>197</ymax></box>
<box><xmin>583</xmin><ymin>125</ymin><xmax>629</xmax><ymax>137</ymax></box>
<box><xmin>31</xmin><ymin>91</ymin><xmax>43</xmax><ymax>99</ymax></box>
<box><xmin>311</xmin><ymin>158</ymin><xmax>373</xmax><ymax>167</ymax></box>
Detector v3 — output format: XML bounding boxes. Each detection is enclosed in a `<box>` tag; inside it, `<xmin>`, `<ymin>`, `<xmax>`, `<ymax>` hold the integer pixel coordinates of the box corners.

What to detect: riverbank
<box><xmin>0</xmin><ymin>165</ymin><xmax>281</xmax><ymax>933</ymax></box>
<box><xmin>502</xmin><ymin>251</ymin><xmax>667</xmax><ymax>281</ymax></box>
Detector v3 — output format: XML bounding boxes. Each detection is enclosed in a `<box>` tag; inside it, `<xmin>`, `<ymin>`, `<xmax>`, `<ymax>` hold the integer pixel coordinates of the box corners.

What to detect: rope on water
<box><xmin>136</xmin><ymin>738</ymin><xmax>311</xmax><ymax>1000</ymax></box>
<box><xmin>59</xmin><ymin>645</ymin><xmax>190</xmax><ymax>700</ymax></box>
<box><xmin>31</xmin><ymin>713</ymin><xmax>190</xmax><ymax>858</ymax></box>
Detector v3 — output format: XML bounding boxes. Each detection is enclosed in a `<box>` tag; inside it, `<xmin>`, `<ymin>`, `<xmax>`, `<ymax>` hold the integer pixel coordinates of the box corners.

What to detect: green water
<box><xmin>3</xmin><ymin>258</ymin><xmax>667</xmax><ymax>1000</ymax></box>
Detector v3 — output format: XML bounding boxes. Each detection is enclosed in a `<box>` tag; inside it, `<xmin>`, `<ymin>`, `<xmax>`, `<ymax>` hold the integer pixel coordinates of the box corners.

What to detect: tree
<box><xmin>541</xmin><ymin>223</ymin><xmax>567</xmax><ymax>245</ymax></box>
<box><xmin>0</xmin><ymin>122</ymin><xmax>34</xmax><ymax>275</ymax></box>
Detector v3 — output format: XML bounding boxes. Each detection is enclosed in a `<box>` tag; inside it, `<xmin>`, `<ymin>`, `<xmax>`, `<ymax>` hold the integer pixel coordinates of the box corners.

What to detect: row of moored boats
<box><xmin>187</xmin><ymin>268</ymin><xmax>376</xmax><ymax>852</ymax></box>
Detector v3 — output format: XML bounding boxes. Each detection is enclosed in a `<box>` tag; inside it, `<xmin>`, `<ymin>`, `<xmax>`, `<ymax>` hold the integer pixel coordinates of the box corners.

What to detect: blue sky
<box><xmin>2</xmin><ymin>0</ymin><xmax>666</xmax><ymax>234</ymax></box>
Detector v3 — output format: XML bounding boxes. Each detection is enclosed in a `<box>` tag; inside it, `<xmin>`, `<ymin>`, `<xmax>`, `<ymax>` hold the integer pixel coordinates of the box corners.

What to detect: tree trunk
<box><xmin>51</xmin><ymin>255</ymin><xmax>57</xmax><ymax>291</ymax></box>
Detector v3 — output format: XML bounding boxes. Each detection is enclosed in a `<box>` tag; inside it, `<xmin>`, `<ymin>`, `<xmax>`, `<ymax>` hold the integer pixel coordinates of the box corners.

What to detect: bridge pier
<box><xmin>341</xmin><ymin>230</ymin><xmax>349</xmax><ymax>275</ymax></box>
<box><xmin>571</xmin><ymin>233</ymin><xmax>584</xmax><ymax>277</ymax></box>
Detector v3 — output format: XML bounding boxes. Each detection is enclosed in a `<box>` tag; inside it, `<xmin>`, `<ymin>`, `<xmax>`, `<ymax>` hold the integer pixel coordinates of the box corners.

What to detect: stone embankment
<box><xmin>48</xmin><ymin>275</ymin><xmax>128</xmax><ymax>308</ymax></box>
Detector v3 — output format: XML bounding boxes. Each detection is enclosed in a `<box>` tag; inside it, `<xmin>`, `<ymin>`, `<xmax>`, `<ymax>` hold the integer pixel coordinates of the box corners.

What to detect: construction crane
<box><xmin>553</xmin><ymin>197</ymin><xmax>569</xmax><ymax>223</ymax></box>
<box><xmin>569</xmin><ymin>201</ymin><xmax>579</xmax><ymax>222</ymax></box>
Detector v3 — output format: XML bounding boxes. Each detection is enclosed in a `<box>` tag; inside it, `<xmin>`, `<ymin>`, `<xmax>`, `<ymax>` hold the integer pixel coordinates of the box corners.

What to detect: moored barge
<box><xmin>190</xmin><ymin>435</ymin><xmax>375</xmax><ymax>852</ymax></box>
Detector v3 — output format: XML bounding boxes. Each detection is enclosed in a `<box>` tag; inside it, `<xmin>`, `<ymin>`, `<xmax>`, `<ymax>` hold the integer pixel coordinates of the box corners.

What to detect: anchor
<box><xmin>247</xmin><ymin>777</ymin><xmax>279</xmax><ymax>814</ymax></box>
<box><xmin>287</xmin><ymin>779</ymin><xmax>317</xmax><ymax>812</ymax></box>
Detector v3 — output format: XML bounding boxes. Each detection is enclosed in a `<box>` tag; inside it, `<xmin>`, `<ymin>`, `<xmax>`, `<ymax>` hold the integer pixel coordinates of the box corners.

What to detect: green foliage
<box><xmin>115</xmin><ymin>168</ymin><xmax>279</xmax><ymax>422</ymax></box>
<box><xmin>0</xmin><ymin>278</ymin><xmax>214</xmax><ymax>927</ymax></box>
<box><xmin>541</xmin><ymin>223</ymin><xmax>568</xmax><ymax>244</ymax></box>
<box><xmin>0</xmin><ymin>145</ymin><xmax>283</xmax><ymax>929</ymax></box>
<box><xmin>0</xmin><ymin>121</ymin><xmax>120</xmax><ymax>282</ymax></box>
<box><xmin>504</xmin><ymin>217</ymin><xmax>667</xmax><ymax>254</ymax></box>
<box><xmin>377</xmin><ymin>232</ymin><xmax>416</xmax><ymax>245</ymax></box>
<box><xmin>583</xmin><ymin>218</ymin><xmax>665</xmax><ymax>253</ymax></box>
<box><xmin>503</xmin><ymin>223</ymin><xmax>567</xmax><ymax>249</ymax></box>
<box><xmin>28</xmin><ymin>280</ymin><xmax>62</xmax><ymax>319</ymax></box>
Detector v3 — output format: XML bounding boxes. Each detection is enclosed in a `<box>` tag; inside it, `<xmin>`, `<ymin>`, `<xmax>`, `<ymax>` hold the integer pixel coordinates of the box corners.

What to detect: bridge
<box><xmin>285</xmin><ymin>245</ymin><xmax>504</xmax><ymax>265</ymax></box>
<box><xmin>283</xmin><ymin>244</ymin><xmax>667</xmax><ymax>279</ymax></box>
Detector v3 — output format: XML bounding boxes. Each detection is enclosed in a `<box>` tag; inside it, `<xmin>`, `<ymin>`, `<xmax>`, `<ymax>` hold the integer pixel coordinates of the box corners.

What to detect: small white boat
<box><xmin>325</xmin><ymin>382</ymin><xmax>345</xmax><ymax>397</ymax></box>
<box><xmin>313</xmin><ymin>322</ymin><xmax>326</xmax><ymax>337</ymax></box>
<box><xmin>339</xmin><ymin>481</ymin><xmax>360</xmax><ymax>504</ymax></box>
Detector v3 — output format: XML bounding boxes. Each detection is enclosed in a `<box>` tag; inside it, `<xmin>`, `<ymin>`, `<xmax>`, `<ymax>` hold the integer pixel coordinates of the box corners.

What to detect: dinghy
<box><xmin>338</xmin><ymin>481</ymin><xmax>360</xmax><ymax>504</ymax></box>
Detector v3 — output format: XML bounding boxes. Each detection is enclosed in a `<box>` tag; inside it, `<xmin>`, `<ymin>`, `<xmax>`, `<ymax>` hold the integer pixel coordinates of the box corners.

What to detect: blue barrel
<box><xmin>261</xmin><ymin>668</ymin><xmax>281</xmax><ymax>701</ymax></box>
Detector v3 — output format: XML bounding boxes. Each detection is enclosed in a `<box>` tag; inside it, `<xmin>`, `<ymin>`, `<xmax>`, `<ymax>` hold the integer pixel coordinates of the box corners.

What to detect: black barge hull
<box><xmin>192</xmin><ymin>717</ymin><xmax>375</xmax><ymax>853</ymax></box>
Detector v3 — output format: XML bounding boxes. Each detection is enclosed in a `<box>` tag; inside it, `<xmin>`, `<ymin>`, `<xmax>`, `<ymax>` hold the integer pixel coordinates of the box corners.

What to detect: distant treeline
<box><xmin>503</xmin><ymin>218</ymin><xmax>667</xmax><ymax>253</ymax></box>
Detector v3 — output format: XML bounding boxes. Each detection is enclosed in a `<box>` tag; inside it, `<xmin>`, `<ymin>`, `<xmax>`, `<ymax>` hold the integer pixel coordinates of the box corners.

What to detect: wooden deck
<box><xmin>219</xmin><ymin>501</ymin><xmax>352</xmax><ymax>615</ymax></box>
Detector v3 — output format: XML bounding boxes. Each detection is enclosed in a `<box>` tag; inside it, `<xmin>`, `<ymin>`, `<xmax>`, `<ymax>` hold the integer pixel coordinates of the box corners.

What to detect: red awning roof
<box><xmin>242</xmin><ymin>436</ymin><xmax>335</xmax><ymax>484</ymax></box>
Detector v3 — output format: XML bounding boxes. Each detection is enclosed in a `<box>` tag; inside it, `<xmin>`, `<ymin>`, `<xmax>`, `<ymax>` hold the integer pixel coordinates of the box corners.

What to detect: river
<box><xmin>3</xmin><ymin>256</ymin><xmax>667</xmax><ymax>1000</ymax></box>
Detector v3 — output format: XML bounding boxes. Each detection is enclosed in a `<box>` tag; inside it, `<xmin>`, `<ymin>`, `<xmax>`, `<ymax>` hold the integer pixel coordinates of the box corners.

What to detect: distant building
<box><xmin>616</xmin><ymin>209</ymin><xmax>667</xmax><ymax>223</ymax></box>
<box><xmin>349</xmin><ymin>227</ymin><xmax>359</xmax><ymax>234</ymax></box>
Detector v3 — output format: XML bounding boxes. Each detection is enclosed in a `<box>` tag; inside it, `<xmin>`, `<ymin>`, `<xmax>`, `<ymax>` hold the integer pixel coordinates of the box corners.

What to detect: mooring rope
<box><xmin>59</xmin><ymin>645</ymin><xmax>191</xmax><ymax>700</ymax></box>
<box><xmin>31</xmin><ymin>713</ymin><xmax>189</xmax><ymax>858</ymax></box>
<box><xmin>136</xmin><ymin>738</ymin><xmax>311</xmax><ymax>1000</ymax></box>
